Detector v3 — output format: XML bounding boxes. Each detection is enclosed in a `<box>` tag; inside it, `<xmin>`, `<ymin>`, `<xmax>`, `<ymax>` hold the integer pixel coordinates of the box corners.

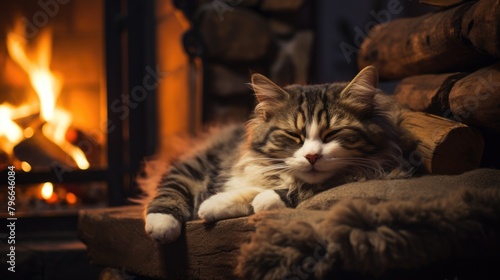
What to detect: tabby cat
<box><xmin>145</xmin><ymin>66</ymin><xmax>416</xmax><ymax>243</ymax></box>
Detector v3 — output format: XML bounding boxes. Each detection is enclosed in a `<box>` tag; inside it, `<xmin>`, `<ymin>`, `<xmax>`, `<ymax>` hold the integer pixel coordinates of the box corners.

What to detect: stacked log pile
<box><xmin>359</xmin><ymin>0</ymin><xmax>500</xmax><ymax>174</ymax></box>
<box><xmin>182</xmin><ymin>0</ymin><xmax>314</xmax><ymax>122</ymax></box>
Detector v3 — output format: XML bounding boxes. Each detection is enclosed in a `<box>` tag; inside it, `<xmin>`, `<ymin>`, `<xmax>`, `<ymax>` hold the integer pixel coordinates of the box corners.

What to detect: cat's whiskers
<box><xmin>321</xmin><ymin>156</ymin><xmax>386</xmax><ymax>173</ymax></box>
<box><xmin>244</xmin><ymin>158</ymin><xmax>285</xmax><ymax>163</ymax></box>
<box><xmin>257</xmin><ymin>164</ymin><xmax>294</xmax><ymax>174</ymax></box>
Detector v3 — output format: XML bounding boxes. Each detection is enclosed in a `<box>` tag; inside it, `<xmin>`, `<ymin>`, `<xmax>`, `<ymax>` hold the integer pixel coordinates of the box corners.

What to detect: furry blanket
<box><xmin>236</xmin><ymin>169</ymin><xmax>500</xmax><ymax>279</ymax></box>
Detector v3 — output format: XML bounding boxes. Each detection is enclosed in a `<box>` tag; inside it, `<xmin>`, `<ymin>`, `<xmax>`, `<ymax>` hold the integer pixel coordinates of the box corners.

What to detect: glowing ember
<box><xmin>41</xmin><ymin>182</ymin><xmax>54</xmax><ymax>200</ymax></box>
<box><xmin>65</xmin><ymin>192</ymin><xmax>78</xmax><ymax>205</ymax></box>
<box><xmin>5</xmin><ymin>19</ymin><xmax>89</xmax><ymax>170</ymax></box>
<box><xmin>23</xmin><ymin>127</ymin><xmax>34</xmax><ymax>138</ymax></box>
<box><xmin>21</xmin><ymin>161</ymin><xmax>32</xmax><ymax>172</ymax></box>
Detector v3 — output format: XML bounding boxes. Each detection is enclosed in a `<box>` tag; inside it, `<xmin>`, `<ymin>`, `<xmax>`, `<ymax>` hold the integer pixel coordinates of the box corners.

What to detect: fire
<box><xmin>0</xmin><ymin>104</ymin><xmax>24</xmax><ymax>147</ymax></box>
<box><xmin>0</xmin><ymin>102</ymin><xmax>38</xmax><ymax>154</ymax></box>
<box><xmin>21</xmin><ymin>161</ymin><xmax>32</xmax><ymax>172</ymax></box>
<box><xmin>65</xmin><ymin>192</ymin><xmax>78</xmax><ymax>205</ymax></box>
<box><xmin>5</xmin><ymin>20</ymin><xmax>89</xmax><ymax>170</ymax></box>
<box><xmin>41</xmin><ymin>182</ymin><xmax>54</xmax><ymax>200</ymax></box>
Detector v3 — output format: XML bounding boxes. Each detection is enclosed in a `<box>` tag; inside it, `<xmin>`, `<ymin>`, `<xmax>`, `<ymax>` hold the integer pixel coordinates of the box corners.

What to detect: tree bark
<box><xmin>358</xmin><ymin>0</ymin><xmax>499</xmax><ymax>80</ymax></box>
<box><xmin>448</xmin><ymin>63</ymin><xmax>500</xmax><ymax>131</ymax></box>
<box><xmin>394</xmin><ymin>72</ymin><xmax>467</xmax><ymax>113</ymax></box>
<box><xmin>394</xmin><ymin>63</ymin><xmax>500</xmax><ymax>131</ymax></box>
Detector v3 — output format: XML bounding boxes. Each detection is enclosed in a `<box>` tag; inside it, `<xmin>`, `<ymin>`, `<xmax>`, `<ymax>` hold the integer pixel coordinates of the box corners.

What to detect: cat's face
<box><xmin>249</xmin><ymin>66</ymin><xmax>390</xmax><ymax>184</ymax></box>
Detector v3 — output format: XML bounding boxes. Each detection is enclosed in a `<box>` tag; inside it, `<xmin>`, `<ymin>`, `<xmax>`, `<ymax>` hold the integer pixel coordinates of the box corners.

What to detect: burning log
<box><xmin>401</xmin><ymin>111</ymin><xmax>484</xmax><ymax>175</ymax></box>
<box><xmin>13</xmin><ymin>128</ymin><xmax>78</xmax><ymax>170</ymax></box>
<box><xmin>66</xmin><ymin>127</ymin><xmax>103</xmax><ymax>167</ymax></box>
<box><xmin>358</xmin><ymin>0</ymin><xmax>500</xmax><ymax>80</ymax></box>
<box><xmin>0</xmin><ymin>149</ymin><xmax>9</xmax><ymax>170</ymax></box>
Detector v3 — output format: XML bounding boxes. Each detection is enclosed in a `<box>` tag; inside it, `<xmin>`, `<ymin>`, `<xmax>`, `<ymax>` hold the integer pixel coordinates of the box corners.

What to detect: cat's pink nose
<box><xmin>304</xmin><ymin>154</ymin><xmax>321</xmax><ymax>165</ymax></box>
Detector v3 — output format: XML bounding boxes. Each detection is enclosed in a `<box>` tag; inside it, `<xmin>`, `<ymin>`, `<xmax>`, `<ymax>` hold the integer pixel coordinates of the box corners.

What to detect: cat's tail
<box><xmin>130</xmin><ymin>124</ymin><xmax>234</xmax><ymax>205</ymax></box>
<box><xmin>130</xmin><ymin>131</ymin><xmax>207</xmax><ymax>205</ymax></box>
<box><xmin>131</xmin><ymin>157</ymin><xmax>169</xmax><ymax>205</ymax></box>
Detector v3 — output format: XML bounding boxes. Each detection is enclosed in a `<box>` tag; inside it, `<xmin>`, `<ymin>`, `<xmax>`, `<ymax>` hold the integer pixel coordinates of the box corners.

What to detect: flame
<box><xmin>41</xmin><ymin>110</ymin><xmax>89</xmax><ymax>169</ymax></box>
<box><xmin>6</xmin><ymin>20</ymin><xmax>89</xmax><ymax>169</ymax></box>
<box><xmin>41</xmin><ymin>182</ymin><xmax>54</xmax><ymax>200</ymax></box>
<box><xmin>0</xmin><ymin>102</ymin><xmax>39</xmax><ymax>154</ymax></box>
<box><xmin>0</xmin><ymin>104</ymin><xmax>24</xmax><ymax>144</ymax></box>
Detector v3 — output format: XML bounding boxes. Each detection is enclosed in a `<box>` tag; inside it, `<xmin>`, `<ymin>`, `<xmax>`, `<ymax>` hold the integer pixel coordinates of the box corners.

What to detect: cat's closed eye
<box><xmin>322</xmin><ymin>129</ymin><xmax>341</xmax><ymax>143</ymax></box>
<box><xmin>283</xmin><ymin>130</ymin><xmax>303</xmax><ymax>144</ymax></box>
<box><xmin>335</xmin><ymin>129</ymin><xmax>364</xmax><ymax>146</ymax></box>
<box><xmin>323</xmin><ymin>128</ymin><xmax>361</xmax><ymax>144</ymax></box>
<box><xmin>340</xmin><ymin>133</ymin><xmax>360</xmax><ymax>144</ymax></box>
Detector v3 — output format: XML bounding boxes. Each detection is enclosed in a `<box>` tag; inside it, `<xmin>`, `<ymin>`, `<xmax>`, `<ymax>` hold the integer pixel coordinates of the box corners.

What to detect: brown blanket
<box><xmin>236</xmin><ymin>169</ymin><xmax>500</xmax><ymax>279</ymax></box>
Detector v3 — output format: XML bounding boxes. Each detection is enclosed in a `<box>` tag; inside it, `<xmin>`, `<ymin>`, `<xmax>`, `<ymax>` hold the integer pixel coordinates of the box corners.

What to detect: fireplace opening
<box><xmin>0</xmin><ymin>0</ymin><xmax>107</xmax><ymax>216</ymax></box>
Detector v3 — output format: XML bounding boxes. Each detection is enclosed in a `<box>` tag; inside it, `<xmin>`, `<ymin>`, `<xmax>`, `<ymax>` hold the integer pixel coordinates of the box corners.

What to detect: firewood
<box><xmin>418</xmin><ymin>0</ymin><xmax>472</xmax><ymax>7</ymax></box>
<box><xmin>462</xmin><ymin>0</ymin><xmax>500</xmax><ymax>60</ymax></box>
<box><xmin>358</xmin><ymin>0</ymin><xmax>499</xmax><ymax>80</ymax></box>
<box><xmin>448</xmin><ymin>63</ymin><xmax>500</xmax><ymax>131</ymax></box>
<box><xmin>66</xmin><ymin>126</ymin><xmax>102</xmax><ymax>166</ymax></box>
<box><xmin>0</xmin><ymin>149</ymin><xmax>9</xmax><ymax>170</ymax></box>
<box><xmin>394</xmin><ymin>72</ymin><xmax>467</xmax><ymax>113</ymax></box>
<box><xmin>401</xmin><ymin>111</ymin><xmax>484</xmax><ymax>175</ymax></box>
<box><xmin>393</xmin><ymin>63</ymin><xmax>500</xmax><ymax>131</ymax></box>
<box><xmin>13</xmin><ymin>129</ymin><xmax>77</xmax><ymax>170</ymax></box>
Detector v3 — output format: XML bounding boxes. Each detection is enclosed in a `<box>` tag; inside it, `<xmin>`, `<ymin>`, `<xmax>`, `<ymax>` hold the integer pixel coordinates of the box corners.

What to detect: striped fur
<box><xmin>145</xmin><ymin>66</ymin><xmax>418</xmax><ymax>243</ymax></box>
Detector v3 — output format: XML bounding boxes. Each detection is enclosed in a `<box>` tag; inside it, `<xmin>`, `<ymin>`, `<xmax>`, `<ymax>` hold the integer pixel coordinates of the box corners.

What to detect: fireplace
<box><xmin>0</xmin><ymin>1</ymin><xmax>202</xmax><ymax>277</ymax></box>
<box><xmin>0</xmin><ymin>0</ymin><xmax>108</xmax><ymax>216</ymax></box>
<box><xmin>0</xmin><ymin>0</ymin><xmax>201</xmax><ymax>223</ymax></box>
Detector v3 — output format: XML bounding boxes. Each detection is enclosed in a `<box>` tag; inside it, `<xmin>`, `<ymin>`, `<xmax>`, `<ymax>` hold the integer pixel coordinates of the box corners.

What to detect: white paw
<box><xmin>198</xmin><ymin>193</ymin><xmax>251</xmax><ymax>222</ymax></box>
<box><xmin>251</xmin><ymin>190</ymin><xmax>286</xmax><ymax>213</ymax></box>
<box><xmin>145</xmin><ymin>213</ymin><xmax>181</xmax><ymax>243</ymax></box>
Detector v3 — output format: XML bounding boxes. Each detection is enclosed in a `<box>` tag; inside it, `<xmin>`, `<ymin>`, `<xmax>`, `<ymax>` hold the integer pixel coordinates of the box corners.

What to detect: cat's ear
<box><xmin>251</xmin><ymin>73</ymin><xmax>289</xmax><ymax>120</ymax></box>
<box><xmin>340</xmin><ymin>65</ymin><xmax>379</xmax><ymax>115</ymax></box>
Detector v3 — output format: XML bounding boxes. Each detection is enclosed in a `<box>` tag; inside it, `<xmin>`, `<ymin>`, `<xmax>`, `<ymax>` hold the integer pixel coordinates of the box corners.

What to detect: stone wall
<box><xmin>179</xmin><ymin>0</ymin><xmax>315</xmax><ymax>122</ymax></box>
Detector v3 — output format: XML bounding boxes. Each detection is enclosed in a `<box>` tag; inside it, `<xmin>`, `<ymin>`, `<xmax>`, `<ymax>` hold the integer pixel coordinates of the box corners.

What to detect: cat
<box><xmin>144</xmin><ymin>66</ymin><xmax>418</xmax><ymax>243</ymax></box>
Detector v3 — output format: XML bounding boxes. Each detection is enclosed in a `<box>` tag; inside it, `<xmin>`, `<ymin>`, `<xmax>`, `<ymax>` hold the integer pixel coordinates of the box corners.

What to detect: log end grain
<box><xmin>432</xmin><ymin>125</ymin><xmax>484</xmax><ymax>174</ymax></box>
